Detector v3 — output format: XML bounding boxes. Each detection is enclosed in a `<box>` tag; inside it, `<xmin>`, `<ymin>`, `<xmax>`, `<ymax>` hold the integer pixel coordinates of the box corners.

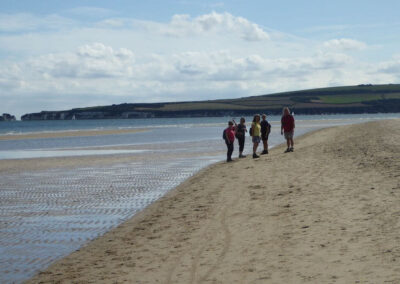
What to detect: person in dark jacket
<box><xmin>260</xmin><ymin>114</ymin><xmax>271</xmax><ymax>155</ymax></box>
<box><xmin>234</xmin><ymin>117</ymin><xmax>247</xmax><ymax>158</ymax></box>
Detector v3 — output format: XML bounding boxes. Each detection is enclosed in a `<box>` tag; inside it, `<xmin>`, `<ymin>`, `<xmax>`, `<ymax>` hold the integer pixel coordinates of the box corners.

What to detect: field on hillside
<box><xmin>21</xmin><ymin>84</ymin><xmax>400</xmax><ymax>120</ymax></box>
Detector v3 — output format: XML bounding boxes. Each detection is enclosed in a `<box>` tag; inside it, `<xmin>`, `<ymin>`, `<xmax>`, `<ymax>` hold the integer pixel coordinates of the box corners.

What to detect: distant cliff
<box><xmin>21</xmin><ymin>110</ymin><xmax>154</xmax><ymax>120</ymax></box>
<box><xmin>0</xmin><ymin>113</ymin><xmax>16</xmax><ymax>121</ymax></box>
<box><xmin>21</xmin><ymin>84</ymin><xmax>400</xmax><ymax>120</ymax></box>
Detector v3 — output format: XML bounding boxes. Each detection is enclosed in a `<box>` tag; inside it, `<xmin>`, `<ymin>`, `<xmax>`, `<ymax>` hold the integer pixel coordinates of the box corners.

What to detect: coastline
<box><xmin>25</xmin><ymin>119</ymin><xmax>400</xmax><ymax>283</ymax></box>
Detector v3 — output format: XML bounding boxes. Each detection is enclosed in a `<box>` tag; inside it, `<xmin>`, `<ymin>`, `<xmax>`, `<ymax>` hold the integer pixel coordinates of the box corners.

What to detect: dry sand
<box><xmin>26</xmin><ymin>119</ymin><xmax>400</xmax><ymax>283</ymax></box>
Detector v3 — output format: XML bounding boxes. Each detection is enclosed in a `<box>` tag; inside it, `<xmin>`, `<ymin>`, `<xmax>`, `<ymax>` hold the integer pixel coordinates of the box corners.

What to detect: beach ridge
<box><xmin>26</xmin><ymin>119</ymin><xmax>400</xmax><ymax>283</ymax></box>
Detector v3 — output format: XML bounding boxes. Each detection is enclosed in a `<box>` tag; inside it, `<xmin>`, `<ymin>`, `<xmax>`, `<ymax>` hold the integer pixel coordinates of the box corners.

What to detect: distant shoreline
<box><xmin>19</xmin><ymin>108</ymin><xmax>400</xmax><ymax>121</ymax></box>
<box><xmin>20</xmin><ymin>84</ymin><xmax>400</xmax><ymax>120</ymax></box>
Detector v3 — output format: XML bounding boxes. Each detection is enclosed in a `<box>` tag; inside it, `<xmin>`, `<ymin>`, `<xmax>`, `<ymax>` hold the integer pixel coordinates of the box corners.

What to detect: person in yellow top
<box><xmin>251</xmin><ymin>114</ymin><xmax>261</xmax><ymax>158</ymax></box>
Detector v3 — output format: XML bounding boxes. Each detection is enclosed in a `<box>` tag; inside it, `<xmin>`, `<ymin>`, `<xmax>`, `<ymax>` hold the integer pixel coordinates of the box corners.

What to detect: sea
<box><xmin>0</xmin><ymin>113</ymin><xmax>399</xmax><ymax>283</ymax></box>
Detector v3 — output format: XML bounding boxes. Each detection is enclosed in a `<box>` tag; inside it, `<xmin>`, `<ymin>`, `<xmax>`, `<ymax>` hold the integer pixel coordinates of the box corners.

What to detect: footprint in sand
<box><xmin>248</xmin><ymin>185</ymin><xmax>263</xmax><ymax>189</ymax></box>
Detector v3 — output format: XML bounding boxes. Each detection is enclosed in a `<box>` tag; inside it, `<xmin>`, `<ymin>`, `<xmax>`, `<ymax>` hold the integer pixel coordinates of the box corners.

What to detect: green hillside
<box><xmin>21</xmin><ymin>84</ymin><xmax>400</xmax><ymax>120</ymax></box>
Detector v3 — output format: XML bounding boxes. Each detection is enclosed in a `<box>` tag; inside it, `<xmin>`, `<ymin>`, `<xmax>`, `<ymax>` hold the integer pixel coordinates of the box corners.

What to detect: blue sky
<box><xmin>1</xmin><ymin>0</ymin><xmax>400</xmax><ymax>118</ymax></box>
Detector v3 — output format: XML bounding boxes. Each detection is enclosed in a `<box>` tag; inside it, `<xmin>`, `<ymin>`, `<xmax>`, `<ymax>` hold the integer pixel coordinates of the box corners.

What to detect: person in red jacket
<box><xmin>223</xmin><ymin>121</ymin><xmax>236</xmax><ymax>162</ymax></box>
<box><xmin>281</xmin><ymin>107</ymin><xmax>295</xmax><ymax>153</ymax></box>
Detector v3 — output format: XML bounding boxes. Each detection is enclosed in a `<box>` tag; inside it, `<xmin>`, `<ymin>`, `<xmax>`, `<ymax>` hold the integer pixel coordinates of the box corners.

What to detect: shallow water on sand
<box><xmin>0</xmin><ymin>151</ymin><xmax>221</xmax><ymax>283</ymax></box>
<box><xmin>0</xmin><ymin>114</ymin><xmax>399</xmax><ymax>283</ymax></box>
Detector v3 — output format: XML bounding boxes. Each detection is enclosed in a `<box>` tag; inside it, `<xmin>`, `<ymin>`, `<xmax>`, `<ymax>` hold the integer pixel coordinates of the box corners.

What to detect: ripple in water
<box><xmin>0</xmin><ymin>155</ymin><xmax>221</xmax><ymax>283</ymax></box>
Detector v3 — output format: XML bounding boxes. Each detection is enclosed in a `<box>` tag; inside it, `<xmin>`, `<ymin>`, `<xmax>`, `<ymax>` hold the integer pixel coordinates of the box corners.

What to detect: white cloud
<box><xmin>377</xmin><ymin>58</ymin><xmax>400</xmax><ymax>74</ymax></box>
<box><xmin>323</xmin><ymin>38</ymin><xmax>367</xmax><ymax>51</ymax></box>
<box><xmin>2</xmin><ymin>43</ymin><xmax>358</xmax><ymax>97</ymax></box>
<box><xmin>179</xmin><ymin>12</ymin><xmax>269</xmax><ymax>41</ymax></box>
<box><xmin>129</xmin><ymin>12</ymin><xmax>269</xmax><ymax>41</ymax></box>
<box><xmin>0</xmin><ymin>63</ymin><xmax>23</xmax><ymax>90</ymax></box>
<box><xmin>0</xmin><ymin>78</ymin><xmax>21</xmax><ymax>90</ymax></box>
<box><xmin>0</xmin><ymin>11</ymin><xmax>397</xmax><ymax>118</ymax></box>
<box><xmin>26</xmin><ymin>43</ymin><xmax>135</xmax><ymax>79</ymax></box>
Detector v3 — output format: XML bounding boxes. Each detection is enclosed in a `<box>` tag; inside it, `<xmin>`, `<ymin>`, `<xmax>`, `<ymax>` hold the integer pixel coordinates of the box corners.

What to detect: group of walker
<box><xmin>223</xmin><ymin>107</ymin><xmax>295</xmax><ymax>162</ymax></box>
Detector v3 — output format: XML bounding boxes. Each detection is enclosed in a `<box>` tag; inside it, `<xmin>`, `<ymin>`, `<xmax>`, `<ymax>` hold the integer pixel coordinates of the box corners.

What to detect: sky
<box><xmin>1</xmin><ymin>0</ymin><xmax>400</xmax><ymax>118</ymax></box>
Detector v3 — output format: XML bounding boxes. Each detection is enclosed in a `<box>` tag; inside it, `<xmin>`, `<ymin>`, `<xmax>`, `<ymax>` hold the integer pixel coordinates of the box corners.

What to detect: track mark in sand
<box><xmin>164</xmin><ymin>217</ymin><xmax>218</xmax><ymax>284</ymax></box>
<box><xmin>197</xmin><ymin>206</ymin><xmax>232</xmax><ymax>283</ymax></box>
<box><xmin>164</xmin><ymin>252</ymin><xmax>186</xmax><ymax>284</ymax></box>
<box><xmin>188</xmin><ymin>190</ymin><xmax>242</xmax><ymax>284</ymax></box>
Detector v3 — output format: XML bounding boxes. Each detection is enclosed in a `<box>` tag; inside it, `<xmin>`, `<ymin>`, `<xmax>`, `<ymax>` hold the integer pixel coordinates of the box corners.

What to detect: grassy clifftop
<box><xmin>21</xmin><ymin>84</ymin><xmax>400</xmax><ymax>120</ymax></box>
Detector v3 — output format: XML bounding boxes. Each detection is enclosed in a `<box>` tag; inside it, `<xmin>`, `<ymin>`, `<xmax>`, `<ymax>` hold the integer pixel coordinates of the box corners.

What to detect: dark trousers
<box><xmin>226</xmin><ymin>142</ymin><xmax>234</xmax><ymax>161</ymax></box>
<box><xmin>237</xmin><ymin>136</ymin><xmax>245</xmax><ymax>153</ymax></box>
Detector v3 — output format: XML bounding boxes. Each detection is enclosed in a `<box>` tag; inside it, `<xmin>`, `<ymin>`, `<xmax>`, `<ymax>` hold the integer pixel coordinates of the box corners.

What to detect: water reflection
<box><xmin>0</xmin><ymin>149</ymin><xmax>146</xmax><ymax>160</ymax></box>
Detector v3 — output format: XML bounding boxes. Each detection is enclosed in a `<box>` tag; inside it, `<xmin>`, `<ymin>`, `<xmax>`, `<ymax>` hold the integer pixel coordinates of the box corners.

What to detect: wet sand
<box><xmin>0</xmin><ymin>128</ymin><xmax>147</xmax><ymax>141</ymax></box>
<box><xmin>0</xmin><ymin>152</ymin><xmax>147</xmax><ymax>173</ymax></box>
<box><xmin>0</xmin><ymin>138</ymin><xmax>226</xmax><ymax>283</ymax></box>
<box><xmin>26</xmin><ymin>119</ymin><xmax>400</xmax><ymax>283</ymax></box>
<box><xmin>0</xmin><ymin>143</ymin><xmax>223</xmax><ymax>174</ymax></box>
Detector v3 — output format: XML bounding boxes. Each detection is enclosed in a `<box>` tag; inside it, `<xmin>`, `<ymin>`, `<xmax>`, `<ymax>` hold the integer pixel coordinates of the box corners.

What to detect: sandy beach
<box><xmin>25</xmin><ymin>119</ymin><xmax>400</xmax><ymax>283</ymax></box>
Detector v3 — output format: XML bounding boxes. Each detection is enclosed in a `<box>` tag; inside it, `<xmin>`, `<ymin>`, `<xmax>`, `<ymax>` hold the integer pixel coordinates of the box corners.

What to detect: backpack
<box><xmin>222</xmin><ymin>129</ymin><xmax>227</xmax><ymax>141</ymax></box>
<box><xmin>235</xmin><ymin>124</ymin><xmax>243</xmax><ymax>139</ymax></box>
